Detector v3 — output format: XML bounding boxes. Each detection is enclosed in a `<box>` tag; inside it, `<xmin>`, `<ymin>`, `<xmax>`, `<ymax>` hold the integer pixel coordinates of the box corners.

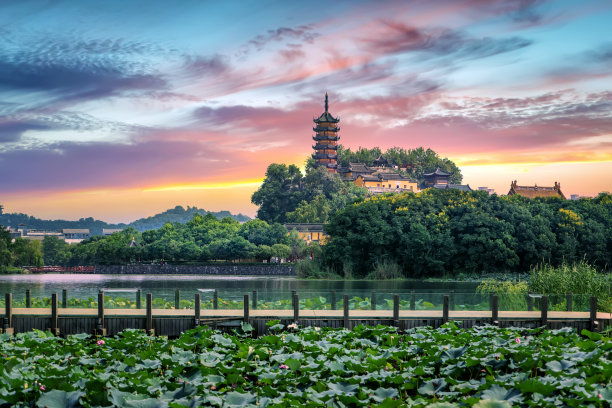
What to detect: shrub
<box><xmin>295</xmin><ymin>259</ymin><xmax>341</xmax><ymax>279</ymax></box>
<box><xmin>366</xmin><ymin>259</ymin><xmax>403</xmax><ymax>280</ymax></box>
<box><xmin>528</xmin><ymin>261</ymin><xmax>611</xmax><ymax>312</ymax></box>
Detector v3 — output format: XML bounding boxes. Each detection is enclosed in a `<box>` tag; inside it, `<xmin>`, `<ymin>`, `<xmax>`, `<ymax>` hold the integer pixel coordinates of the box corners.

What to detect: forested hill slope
<box><xmin>0</xmin><ymin>205</ymin><xmax>250</xmax><ymax>234</ymax></box>
<box><xmin>127</xmin><ymin>206</ymin><xmax>251</xmax><ymax>231</ymax></box>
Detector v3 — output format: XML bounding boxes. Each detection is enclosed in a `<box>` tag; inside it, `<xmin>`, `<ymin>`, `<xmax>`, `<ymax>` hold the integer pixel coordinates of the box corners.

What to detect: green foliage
<box><xmin>0</xmin><ymin>325</ymin><xmax>609</xmax><ymax>407</ymax></box>
<box><xmin>366</xmin><ymin>259</ymin><xmax>403</xmax><ymax>280</ymax></box>
<box><xmin>476</xmin><ymin>280</ymin><xmax>528</xmax><ymax>310</ymax></box>
<box><xmin>337</xmin><ymin>145</ymin><xmax>463</xmax><ymax>185</ymax></box>
<box><xmin>295</xmin><ymin>259</ymin><xmax>341</xmax><ymax>279</ymax></box>
<box><xmin>324</xmin><ymin>189</ymin><xmax>612</xmax><ymax>278</ymax></box>
<box><xmin>251</xmin><ymin>164</ymin><xmax>367</xmax><ymax>224</ymax></box>
<box><xmin>528</xmin><ymin>262</ymin><xmax>611</xmax><ymax>312</ymax></box>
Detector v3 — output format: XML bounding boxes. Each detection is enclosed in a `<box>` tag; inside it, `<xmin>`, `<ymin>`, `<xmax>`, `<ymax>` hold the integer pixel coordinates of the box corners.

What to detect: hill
<box><xmin>0</xmin><ymin>205</ymin><xmax>251</xmax><ymax>235</ymax></box>
<box><xmin>127</xmin><ymin>206</ymin><xmax>251</xmax><ymax>231</ymax></box>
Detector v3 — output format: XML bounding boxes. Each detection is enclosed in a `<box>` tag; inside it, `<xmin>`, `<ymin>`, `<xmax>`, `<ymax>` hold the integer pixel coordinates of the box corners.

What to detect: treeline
<box><xmin>0</xmin><ymin>205</ymin><xmax>250</xmax><ymax>235</ymax></box>
<box><xmin>321</xmin><ymin>189</ymin><xmax>612</xmax><ymax>278</ymax></box>
<box><xmin>336</xmin><ymin>146</ymin><xmax>463</xmax><ymax>185</ymax></box>
<box><xmin>39</xmin><ymin>214</ymin><xmax>310</xmax><ymax>266</ymax></box>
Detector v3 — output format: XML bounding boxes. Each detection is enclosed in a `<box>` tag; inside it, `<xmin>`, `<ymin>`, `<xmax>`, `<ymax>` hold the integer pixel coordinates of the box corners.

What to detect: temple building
<box><xmin>423</xmin><ymin>168</ymin><xmax>451</xmax><ymax>187</ymax></box>
<box><xmin>312</xmin><ymin>93</ymin><xmax>340</xmax><ymax>172</ymax></box>
<box><xmin>507</xmin><ymin>181</ymin><xmax>566</xmax><ymax>199</ymax></box>
<box><xmin>338</xmin><ymin>162</ymin><xmax>419</xmax><ymax>194</ymax></box>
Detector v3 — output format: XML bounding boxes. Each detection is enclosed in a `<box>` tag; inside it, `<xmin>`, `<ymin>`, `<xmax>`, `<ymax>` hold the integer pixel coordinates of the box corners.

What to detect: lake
<box><xmin>0</xmin><ymin>274</ymin><xmax>482</xmax><ymax>305</ymax></box>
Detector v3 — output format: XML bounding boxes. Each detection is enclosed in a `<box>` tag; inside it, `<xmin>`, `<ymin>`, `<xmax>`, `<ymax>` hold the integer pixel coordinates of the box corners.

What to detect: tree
<box><xmin>42</xmin><ymin>236</ymin><xmax>72</xmax><ymax>266</ymax></box>
<box><xmin>251</xmin><ymin>164</ymin><xmax>304</xmax><ymax>223</ymax></box>
<box><xmin>11</xmin><ymin>238</ymin><xmax>43</xmax><ymax>267</ymax></box>
<box><xmin>286</xmin><ymin>195</ymin><xmax>331</xmax><ymax>223</ymax></box>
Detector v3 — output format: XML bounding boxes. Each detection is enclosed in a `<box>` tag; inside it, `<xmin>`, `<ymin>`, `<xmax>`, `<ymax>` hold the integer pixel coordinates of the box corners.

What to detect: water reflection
<box><xmin>0</xmin><ymin>274</ymin><xmax>479</xmax><ymax>302</ymax></box>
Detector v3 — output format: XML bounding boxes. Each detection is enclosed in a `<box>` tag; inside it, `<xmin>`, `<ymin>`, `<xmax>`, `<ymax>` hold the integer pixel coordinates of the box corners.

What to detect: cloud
<box><xmin>246</xmin><ymin>25</ymin><xmax>320</xmax><ymax>52</ymax></box>
<box><xmin>362</xmin><ymin>21</ymin><xmax>532</xmax><ymax>61</ymax></box>
<box><xmin>0</xmin><ymin>120</ymin><xmax>54</xmax><ymax>143</ymax></box>
<box><xmin>182</xmin><ymin>54</ymin><xmax>229</xmax><ymax>76</ymax></box>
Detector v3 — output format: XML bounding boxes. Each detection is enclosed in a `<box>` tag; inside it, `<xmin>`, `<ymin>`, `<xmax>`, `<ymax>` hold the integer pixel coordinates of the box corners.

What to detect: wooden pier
<box><xmin>1</xmin><ymin>293</ymin><xmax>609</xmax><ymax>337</ymax></box>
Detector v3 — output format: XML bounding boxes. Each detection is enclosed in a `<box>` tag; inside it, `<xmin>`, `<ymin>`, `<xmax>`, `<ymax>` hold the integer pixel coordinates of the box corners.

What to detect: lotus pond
<box><xmin>0</xmin><ymin>324</ymin><xmax>610</xmax><ymax>407</ymax></box>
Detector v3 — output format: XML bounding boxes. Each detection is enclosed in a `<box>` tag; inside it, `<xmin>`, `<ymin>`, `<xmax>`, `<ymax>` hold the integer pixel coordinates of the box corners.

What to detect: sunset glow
<box><xmin>1</xmin><ymin>0</ymin><xmax>611</xmax><ymax>222</ymax></box>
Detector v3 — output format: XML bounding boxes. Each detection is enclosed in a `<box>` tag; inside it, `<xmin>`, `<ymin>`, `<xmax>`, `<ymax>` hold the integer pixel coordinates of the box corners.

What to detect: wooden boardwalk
<box><xmin>2</xmin><ymin>292</ymin><xmax>609</xmax><ymax>337</ymax></box>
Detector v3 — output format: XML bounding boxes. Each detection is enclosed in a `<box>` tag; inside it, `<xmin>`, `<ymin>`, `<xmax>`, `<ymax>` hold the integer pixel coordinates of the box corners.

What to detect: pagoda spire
<box><xmin>325</xmin><ymin>92</ymin><xmax>328</xmax><ymax>113</ymax></box>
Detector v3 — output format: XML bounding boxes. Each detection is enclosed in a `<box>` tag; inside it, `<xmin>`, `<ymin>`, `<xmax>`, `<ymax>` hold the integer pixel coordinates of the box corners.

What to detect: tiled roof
<box><xmin>508</xmin><ymin>181</ymin><xmax>565</xmax><ymax>199</ymax></box>
<box><xmin>283</xmin><ymin>223</ymin><xmax>325</xmax><ymax>232</ymax></box>
<box><xmin>423</xmin><ymin>168</ymin><xmax>451</xmax><ymax>177</ymax></box>
<box><xmin>62</xmin><ymin>229</ymin><xmax>90</xmax><ymax>234</ymax></box>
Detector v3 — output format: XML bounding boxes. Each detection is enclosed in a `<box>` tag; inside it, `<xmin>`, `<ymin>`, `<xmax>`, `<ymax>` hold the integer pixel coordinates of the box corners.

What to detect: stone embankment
<box><xmin>93</xmin><ymin>264</ymin><xmax>294</xmax><ymax>275</ymax></box>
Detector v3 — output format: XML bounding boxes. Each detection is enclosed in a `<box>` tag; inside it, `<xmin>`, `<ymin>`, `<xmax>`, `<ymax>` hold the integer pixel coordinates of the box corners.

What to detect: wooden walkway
<box><xmin>6</xmin><ymin>307</ymin><xmax>612</xmax><ymax>320</ymax></box>
<box><xmin>2</xmin><ymin>292</ymin><xmax>609</xmax><ymax>337</ymax></box>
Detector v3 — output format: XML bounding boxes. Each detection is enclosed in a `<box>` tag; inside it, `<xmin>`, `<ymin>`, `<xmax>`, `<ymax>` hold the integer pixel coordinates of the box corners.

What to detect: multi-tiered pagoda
<box><xmin>312</xmin><ymin>93</ymin><xmax>340</xmax><ymax>172</ymax></box>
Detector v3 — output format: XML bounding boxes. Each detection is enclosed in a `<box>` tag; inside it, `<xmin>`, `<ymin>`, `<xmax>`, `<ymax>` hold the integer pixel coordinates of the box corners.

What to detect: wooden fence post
<box><xmin>243</xmin><ymin>294</ymin><xmax>250</xmax><ymax>323</ymax></box>
<box><xmin>410</xmin><ymin>291</ymin><xmax>415</xmax><ymax>310</ymax></box>
<box><xmin>3</xmin><ymin>293</ymin><xmax>13</xmax><ymax>334</ymax></box>
<box><xmin>194</xmin><ymin>293</ymin><xmax>201</xmax><ymax>326</ymax></box>
<box><xmin>252</xmin><ymin>290</ymin><xmax>258</xmax><ymax>310</ymax></box>
<box><xmin>443</xmin><ymin>295</ymin><xmax>449</xmax><ymax>323</ymax></box>
<box><xmin>146</xmin><ymin>293</ymin><xmax>154</xmax><ymax>335</ymax></box>
<box><xmin>175</xmin><ymin>290</ymin><xmax>180</xmax><ymax>310</ymax></box>
<box><xmin>291</xmin><ymin>290</ymin><xmax>296</xmax><ymax>309</ymax></box>
<box><xmin>450</xmin><ymin>290</ymin><xmax>455</xmax><ymax>311</ymax></box>
<box><xmin>343</xmin><ymin>295</ymin><xmax>349</xmax><ymax>329</ymax></box>
<box><xmin>491</xmin><ymin>294</ymin><xmax>499</xmax><ymax>326</ymax></box>
<box><xmin>590</xmin><ymin>296</ymin><xmax>598</xmax><ymax>332</ymax></box>
<box><xmin>50</xmin><ymin>293</ymin><xmax>59</xmax><ymax>336</ymax></box>
<box><xmin>541</xmin><ymin>296</ymin><xmax>548</xmax><ymax>328</ymax></box>
<box><xmin>331</xmin><ymin>291</ymin><xmax>336</xmax><ymax>310</ymax></box>
<box><xmin>371</xmin><ymin>291</ymin><xmax>376</xmax><ymax>310</ymax></box>
<box><xmin>566</xmin><ymin>293</ymin><xmax>573</xmax><ymax>312</ymax></box>
<box><xmin>95</xmin><ymin>290</ymin><xmax>106</xmax><ymax>336</ymax></box>
<box><xmin>393</xmin><ymin>294</ymin><xmax>400</xmax><ymax>327</ymax></box>
<box><xmin>25</xmin><ymin>289</ymin><xmax>31</xmax><ymax>308</ymax></box>
<box><xmin>213</xmin><ymin>289</ymin><xmax>218</xmax><ymax>310</ymax></box>
<box><xmin>293</xmin><ymin>293</ymin><xmax>299</xmax><ymax>324</ymax></box>
<box><xmin>136</xmin><ymin>289</ymin><xmax>142</xmax><ymax>309</ymax></box>
<box><xmin>62</xmin><ymin>289</ymin><xmax>67</xmax><ymax>308</ymax></box>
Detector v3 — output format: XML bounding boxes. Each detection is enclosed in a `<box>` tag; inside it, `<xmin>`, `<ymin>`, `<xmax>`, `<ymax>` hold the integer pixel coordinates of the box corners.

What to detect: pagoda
<box><xmin>312</xmin><ymin>93</ymin><xmax>340</xmax><ymax>172</ymax></box>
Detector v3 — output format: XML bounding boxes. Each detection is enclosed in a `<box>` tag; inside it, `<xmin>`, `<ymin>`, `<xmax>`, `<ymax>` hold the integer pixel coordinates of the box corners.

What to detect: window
<box><xmin>403</xmin><ymin>185</ymin><xmax>406</xmax><ymax>188</ymax></box>
<box><xmin>377</xmin><ymin>183</ymin><xmax>380</xmax><ymax>187</ymax></box>
<box><xmin>389</xmin><ymin>184</ymin><xmax>391</xmax><ymax>188</ymax></box>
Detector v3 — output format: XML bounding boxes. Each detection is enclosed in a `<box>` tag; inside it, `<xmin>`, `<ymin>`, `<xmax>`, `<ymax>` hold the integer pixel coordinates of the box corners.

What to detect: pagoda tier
<box><xmin>313</xmin><ymin>134</ymin><xmax>341</xmax><ymax>141</ymax></box>
<box><xmin>313</xmin><ymin>126</ymin><xmax>340</xmax><ymax>132</ymax></box>
<box><xmin>312</xmin><ymin>93</ymin><xmax>340</xmax><ymax>173</ymax></box>
<box><xmin>312</xmin><ymin>153</ymin><xmax>338</xmax><ymax>160</ymax></box>
<box><xmin>312</xmin><ymin>144</ymin><xmax>338</xmax><ymax>150</ymax></box>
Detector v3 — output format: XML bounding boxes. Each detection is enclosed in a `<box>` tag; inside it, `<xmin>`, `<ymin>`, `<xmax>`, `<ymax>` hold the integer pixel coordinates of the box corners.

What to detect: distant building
<box><xmin>63</xmin><ymin>228</ymin><xmax>90</xmax><ymax>244</ymax></box>
<box><xmin>284</xmin><ymin>223</ymin><xmax>327</xmax><ymax>244</ymax></box>
<box><xmin>312</xmin><ymin>93</ymin><xmax>340</xmax><ymax>173</ymax></box>
<box><xmin>478</xmin><ymin>187</ymin><xmax>495</xmax><ymax>195</ymax></box>
<box><xmin>423</xmin><ymin>168</ymin><xmax>451</xmax><ymax>187</ymax></box>
<box><xmin>507</xmin><ymin>181</ymin><xmax>565</xmax><ymax>199</ymax></box>
<box><xmin>103</xmin><ymin>228</ymin><xmax>123</xmax><ymax>236</ymax></box>
<box><xmin>22</xmin><ymin>231</ymin><xmax>64</xmax><ymax>241</ymax></box>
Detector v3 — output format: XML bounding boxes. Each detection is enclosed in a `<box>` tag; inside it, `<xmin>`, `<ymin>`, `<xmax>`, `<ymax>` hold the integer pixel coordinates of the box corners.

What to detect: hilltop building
<box><xmin>423</xmin><ymin>168</ymin><xmax>451</xmax><ymax>187</ymax></box>
<box><xmin>338</xmin><ymin>162</ymin><xmax>418</xmax><ymax>194</ymax></box>
<box><xmin>63</xmin><ymin>229</ymin><xmax>91</xmax><ymax>244</ymax></box>
<box><xmin>507</xmin><ymin>181</ymin><xmax>565</xmax><ymax>199</ymax></box>
<box><xmin>283</xmin><ymin>223</ymin><xmax>327</xmax><ymax>244</ymax></box>
<box><xmin>312</xmin><ymin>93</ymin><xmax>340</xmax><ymax>173</ymax></box>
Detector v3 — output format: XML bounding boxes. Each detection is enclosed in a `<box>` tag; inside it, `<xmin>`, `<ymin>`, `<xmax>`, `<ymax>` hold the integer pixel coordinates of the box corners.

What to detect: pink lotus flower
<box><xmin>279</xmin><ymin>364</ymin><xmax>289</xmax><ymax>369</ymax></box>
<box><xmin>515</xmin><ymin>338</ymin><xmax>521</xmax><ymax>344</ymax></box>
<box><xmin>97</xmin><ymin>340</ymin><xmax>105</xmax><ymax>346</ymax></box>
<box><xmin>39</xmin><ymin>385</ymin><xmax>45</xmax><ymax>391</ymax></box>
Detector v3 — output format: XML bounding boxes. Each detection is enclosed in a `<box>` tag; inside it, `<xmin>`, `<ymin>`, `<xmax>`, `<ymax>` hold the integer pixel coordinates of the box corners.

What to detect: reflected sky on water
<box><xmin>0</xmin><ymin>274</ymin><xmax>480</xmax><ymax>303</ymax></box>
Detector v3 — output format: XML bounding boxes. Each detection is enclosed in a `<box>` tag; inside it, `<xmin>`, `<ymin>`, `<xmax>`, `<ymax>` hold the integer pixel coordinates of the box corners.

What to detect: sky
<box><xmin>1</xmin><ymin>0</ymin><xmax>611</xmax><ymax>223</ymax></box>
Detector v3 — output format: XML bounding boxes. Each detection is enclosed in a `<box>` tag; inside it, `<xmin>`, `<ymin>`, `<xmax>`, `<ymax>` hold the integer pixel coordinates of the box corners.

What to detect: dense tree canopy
<box><xmin>0</xmin><ymin>228</ymin><xmax>44</xmax><ymax>271</ymax></box>
<box><xmin>322</xmin><ymin>190</ymin><xmax>612</xmax><ymax>278</ymax></box>
<box><xmin>251</xmin><ymin>165</ymin><xmax>368</xmax><ymax>224</ymax></box>
<box><xmin>36</xmin><ymin>216</ymin><xmax>299</xmax><ymax>266</ymax></box>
